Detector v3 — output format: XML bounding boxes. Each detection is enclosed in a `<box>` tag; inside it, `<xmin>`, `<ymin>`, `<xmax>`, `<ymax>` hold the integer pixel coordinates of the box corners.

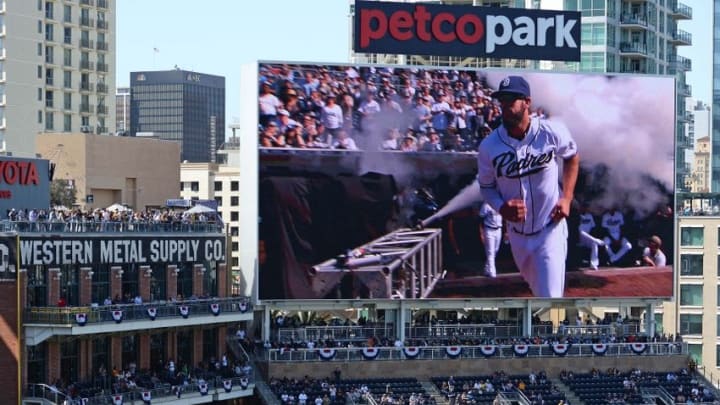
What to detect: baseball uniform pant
<box><xmin>482</xmin><ymin>227</ymin><xmax>502</xmax><ymax>277</ymax></box>
<box><xmin>508</xmin><ymin>219</ymin><xmax>568</xmax><ymax>298</ymax></box>
<box><xmin>579</xmin><ymin>231</ymin><xmax>603</xmax><ymax>269</ymax></box>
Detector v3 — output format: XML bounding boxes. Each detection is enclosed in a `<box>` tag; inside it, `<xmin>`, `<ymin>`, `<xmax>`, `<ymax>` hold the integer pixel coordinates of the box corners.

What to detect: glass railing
<box><xmin>0</xmin><ymin>219</ymin><xmax>223</xmax><ymax>233</ymax></box>
<box><xmin>25</xmin><ymin>296</ymin><xmax>252</xmax><ymax>325</ymax></box>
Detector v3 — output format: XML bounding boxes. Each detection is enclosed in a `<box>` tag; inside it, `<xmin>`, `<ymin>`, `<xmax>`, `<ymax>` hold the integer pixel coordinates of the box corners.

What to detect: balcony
<box><xmin>79</xmin><ymin>17</ymin><xmax>94</xmax><ymax>27</ymax></box>
<box><xmin>668</xmin><ymin>1</ymin><xmax>692</xmax><ymax>19</ymax></box>
<box><xmin>678</xmin><ymin>111</ymin><xmax>693</xmax><ymax>123</ymax></box>
<box><xmin>96</xmin><ymin>41</ymin><xmax>108</xmax><ymax>51</ymax></box>
<box><xmin>619</xmin><ymin>13</ymin><xmax>648</xmax><ymax>29</ymax></box>
<box><xmin>79</xmin><ymin>103</ymin><xmax>94</xmax><ymax>114</ymax></box>
<box><xmin>80</xmin><ymin>0</ymin><xmax>94</xmax><ymax>6</ymax></box>
<box><xmin>0</xmin><ymin>219</ymin><xmax>224</xmax><ymax>233</ymax></box>
<box><xmin>678</xmin><ymin>83</ymin><xmax>692</xmax><ymax>97</ymax></box>
<box><xmin>96</xmin><ymin>19</ymin><xmax>108</xmax><ymax>30</ymax></box>
<box><xmin>79</xmin><ymin>82</ymin><xmax>93</xmax><ymax>92</ymax></box>
<box><xmin>619</xmin><ymin>66</ymin><xmax>647</xmax><ymax>74</ymax></box>
<box><xmin>97</xmin><ymin>104</ymin><xmax>107</xmax><ymax>114</ymax></box>
<box><xmin>668</xmin><ymin>54</ymin><xmax>692</xmax><ymax>72</ymax></box>
<box><xmin>79</xmin><ymin>38</ymin><xmax>93</xmax><ymax>49</ymax></box>
<box><xmin>24</xmin><ymin>297</ymin><xmax>252</xmax><ymax>344</ymax></box>
<box><xmin>677</xmin><ymin>135</ymin><xmax>694</xmax><ymax>149</ymax></box>
<box><xmin>96</xmin><ymin>83</ymin><xmax>108</xmax><ymax>93</ymax></box>
<box><xmin>97</xmin><ymin>62</ymin><xmax>108</xmax><ymax>72</ymax></box>
<box><xmin>79</xmin><ymin>60</ymin><xmax>94</xmax><ymax>71</ymax></box>
<box><xmin>669</xmin><ymin>29</ymin><xmax>692</xmax><ymax>46</ymax></box>
<box><xmin>619</xmin><ymin>42</ymin><xmax>648</xmax><ymax>57</ymax></box>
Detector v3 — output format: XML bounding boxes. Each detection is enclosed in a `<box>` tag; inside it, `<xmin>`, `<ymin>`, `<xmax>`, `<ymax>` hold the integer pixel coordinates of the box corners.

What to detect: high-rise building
<box><xmin>2</xmin><ymin>0</ymin><xmax>116</xmax><ymax>157</ymax></box>
<box><xmin>130</xmin><ymin>70</ymin><xmax>225</xmax><ymax>163</ymax></box>
<box><xmin>115</xmin><ymin>86</ymin><xmax>130</xmax><ymax>134</ymax></box>
<box><xmin>690</xmin><ymin>136</ymin><xmax>710</xmax><ymax>193</ymax></box>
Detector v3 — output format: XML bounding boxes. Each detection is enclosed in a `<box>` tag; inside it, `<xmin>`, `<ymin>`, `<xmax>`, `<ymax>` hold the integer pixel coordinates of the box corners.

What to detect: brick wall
<box><xmin>79</xmin><ymin>267</ymin><xmax>93</xmax><ymax>306</ymax></box>
<box><xmin>139</xmin><ymin>266</ymin><xmax>151</xmax><ymax>302</ymax></box>
<box><xmin>48</xmin><ymin>268</ymin><xmax>60</xmax><ymax>305</ymax></box>
<box><xmin>192</xmin><ymin>264</ymin><xmax>204</xmax><ymax>297</ymax></box>
<box><xmin>138</xmin><ymin>334</ymin><xmax>150</xmax><ymax>370</ymax></box>
<box><xmin>193</xmin><ymin>327</ymin><xmax>203</xmax><ymax>368</ymax></box>
<box><xmin>217</xmin><ymin>263</ymin><xmax>227</xmax><ymax>297</ymax></box>
<box><xmin>166</xmin><ymin>265</ymin><xmax>178</xmax><ymax>300</ymax></box>
<box><xmin>217</xmin><ymin>326</ymin><xmax>227</xmax><ymax>360</ymax></box>
<box><xmin>110</xmin><ymin>266</ymin><xmax>123</xmax><ymax>302</ymax></box>
<box><xmin>46</xmin><ymin>341</ymin><xmax>60</xmax><ymax>384</ymax></box>
<box><xmin>111</xmin><ymin>336</ymin><xmax>122</xmax><ymax>371</ymax></box>
<box><xmin>0</xmin><ymin>281</ymin><xmax>19</xmax><ymax>404</ymax></box>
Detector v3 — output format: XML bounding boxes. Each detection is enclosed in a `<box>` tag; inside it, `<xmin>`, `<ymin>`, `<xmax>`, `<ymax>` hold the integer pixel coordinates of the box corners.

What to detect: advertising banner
<box><xmin>353</xmin><ymin>0</ymin><xmax>581</xmax><ymax>61</ymax></box>
<box><xmin>257</xmin><ymin>62</ymin><xmax>674</xmax><ymax>301</ymax></box>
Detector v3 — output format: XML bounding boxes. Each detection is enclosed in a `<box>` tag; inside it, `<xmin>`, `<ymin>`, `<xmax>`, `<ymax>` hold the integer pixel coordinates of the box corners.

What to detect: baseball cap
<box><xmin>492</xmin><ymin>76</ymin><xmax>531</xmax><ymax>99</ymax></box>
<box><xmin>278</xmin><ymin>109</ymin><xmax>290</xmax><ymax>116</ymax></box>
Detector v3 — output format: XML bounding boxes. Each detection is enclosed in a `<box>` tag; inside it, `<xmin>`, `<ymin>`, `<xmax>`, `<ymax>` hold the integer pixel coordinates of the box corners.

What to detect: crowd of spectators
<box><xmin>258</xmin><ymin>64</ymin><xmax>523</xmax><ymax>153</ymax></box>
<box><xmin>436</xmin><ymin>371</ymin><xmax>566</xmax><ymax>405</ymax></box>
<box><xmin>3</xmin><ymin>206</ymin><xmax>223</xmax><ymax>232</ymax></box>
<box><xmin>43</xmin><ymin>352</ymin><xmax>252</xmax><ymax>403</ymax></box>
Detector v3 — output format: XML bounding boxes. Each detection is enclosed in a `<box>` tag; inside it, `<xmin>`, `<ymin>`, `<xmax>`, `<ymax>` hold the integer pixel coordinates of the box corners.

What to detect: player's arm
<box><xmin>552</xmin><ymin>120</ymin><xmax>580</xmax><ymax>221</ymax></box>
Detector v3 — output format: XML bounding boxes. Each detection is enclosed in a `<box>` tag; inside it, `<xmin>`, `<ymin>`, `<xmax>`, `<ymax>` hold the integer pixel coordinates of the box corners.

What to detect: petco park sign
<box><xmin>354</xmin><ymin>0</ymin><xmax>580</xmax><ymax>61</ymax></box>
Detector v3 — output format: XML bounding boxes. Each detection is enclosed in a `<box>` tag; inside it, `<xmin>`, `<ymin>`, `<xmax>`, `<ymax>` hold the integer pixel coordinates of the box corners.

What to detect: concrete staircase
<box><xmin>552</xmin><ymin>378</ymin><xmax>584</xmax><ymax>405</ymax></box>
<box><xmin>420</xmin><ymin>380</ymin><xmax>450</xmax><ymax>405</ymax></box>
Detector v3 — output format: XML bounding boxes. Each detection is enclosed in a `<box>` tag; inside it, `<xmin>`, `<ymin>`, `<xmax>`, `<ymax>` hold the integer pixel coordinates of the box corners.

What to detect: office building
<box><xmin>1</xmin><ymin>0</ymin><xmax>116</xmax><ymax>157</ymax></box>
<box><xmin>180</xmin><ymin>137</ymin><xmax>244</xmax><ymax>295</ymax></box>
<box><xmin>130</xmin><ymin>70</ymin><xmax>225</xmax><ymax>163</ymax></box>
<box><xmin>116</xmin><ymin>86</ymin><xmax>129</xmax><ymax>134</ymax></box>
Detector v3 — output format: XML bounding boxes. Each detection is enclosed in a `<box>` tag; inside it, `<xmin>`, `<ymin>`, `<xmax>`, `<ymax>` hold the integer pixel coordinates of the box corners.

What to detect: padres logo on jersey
<box><xmin>492</xmin><ymin>150</ymin><xmax>555</xmax><ymax>179</ymax></box>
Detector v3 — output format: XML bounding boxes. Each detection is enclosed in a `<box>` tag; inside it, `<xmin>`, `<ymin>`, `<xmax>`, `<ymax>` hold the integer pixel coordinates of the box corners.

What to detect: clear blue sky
<box><xmin>116</xmin><ymin>0</ymin><xmax>712</xmax><ymax>139</ymax></box>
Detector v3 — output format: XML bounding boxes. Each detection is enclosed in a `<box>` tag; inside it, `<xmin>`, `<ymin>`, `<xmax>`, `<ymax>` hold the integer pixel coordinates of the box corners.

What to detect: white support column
<box><xmin>523</xmin><ymin>300</ymin><xmax>532</xmax><ymax>337</ymax></box>
<box><xmin>262</xmin><ymin>306</ymin><xmax>271</xmax><ymax>343</ymax></box>
<box><xmin>646</xmin><ymin>303</ymin><xmax>656</xmax><ymax>338</ymax></box>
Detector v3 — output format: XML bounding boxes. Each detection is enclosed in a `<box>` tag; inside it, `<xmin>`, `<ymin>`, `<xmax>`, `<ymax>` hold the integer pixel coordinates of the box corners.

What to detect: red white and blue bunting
<box><xmin>240</xmin><ymin>377</ymin><xmax>249</xmax><ymax>389</ymax></box>
<box><xmin>147</xmin><ymin>307</ymin><xmax>157</xmax><ymax>321</ymax></box>
<box><xmin>75</xmin><ymin>313</ymin><xmax>87</xmax><ymax>326</ymax></box>
<box><xmin>513</xmin><ymin>344</ymin><xmax>529</xmax><ymax>357</ymax></box>
<box><xmin>179</xmin><ymin>305</ymin><xmax>189</xmax><ymax>319</ymax></box>
<box><xmin>239</xmin><ymin>301</ymin><xmax>248</xmax><ymax>313</ymax></box>
<box><xmin>630</xmin><ymin>342</ymin><xmax>647</xmax><ymax>354</ymax></box>
<box><xmin>210</xmin><ymin>303</ymin><xmax>220</xmax><ymax>316</ymax></box>
<box><xmin>446</xmin><ymin>346</ymin><xmax>462</xmax><ymax>359</ymax></box>
<box><xmin>318</xmin><ymin>348</ymin><xmax>336</xmax><ymax>361</ymax></box>
<box><xmin>141</xmin><ymin>391</ymin><xmax>151</xmax><ymax>404</ymax></box>
<box><xmin>551</xmin><ymin>343</ymin><xmax>570</xmax><ymax>356</ymax></box>
<box><xmin>223</xmin><ymin>379</ymin><xmax>232</xmax><ymax>393</ymax></box>
<box><xmin>403</xmin><ymin>346</ymin><xmax>420</xmax><ymax>359</ymax></box>
<box><xmin>112</xmin><ymin>310</ymin><xmax>123</xmax><ymax>324</ymax></box>
<box><xmin>592</xmin><ymin>343</ymin><xmax>608</xmax><ymax>356</ymax></box>
<box><xmin>81</xmin><ymin>398</ymin><xmax>89</xmax><ymax>405</ymax></box>
<box><xmin>199</xmin><ymin>383</ymin><xmax>209</xmax><ymax>396</ymax></box>
<box><xmin>361</xmin><ymin>347</ymin><xmax>379</xmax><ymax>360</ymax></box>
<box><xmin>112</xmin><ymin>394</ymin><xmax>123</xmax><ymax>405</ymax></box>
<box><xmin>480</xmin><ymin>345</ymin><xmax>497</xmax><ymax>358</ymax></box>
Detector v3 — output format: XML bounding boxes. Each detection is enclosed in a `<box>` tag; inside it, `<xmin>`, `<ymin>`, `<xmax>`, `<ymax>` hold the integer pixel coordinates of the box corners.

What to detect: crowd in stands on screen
<box><xmin>257</xmin><ymin>64</ymin><xmax>533</xmax><ymax>152</ymax></box>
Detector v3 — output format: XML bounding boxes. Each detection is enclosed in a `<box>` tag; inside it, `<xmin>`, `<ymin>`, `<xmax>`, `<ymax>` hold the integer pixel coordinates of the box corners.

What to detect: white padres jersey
<box><xmin>579</xmin><ymin>213</ymin><xmax>596</xmax><ymax>234</ymax></box>
<box><xmin>601</xmin><ymin>211</ymin><xmax>624</xmax><ymax>239</ymax></box>
<box><xmin>477</xmin><ymin>117</ymin><xmax>577</xmax><ymax>235</ymax></box>
<box><xmin>479</xmin><ymin>202</ymin><xmax>502</xmax><ymax>229</ymax></box>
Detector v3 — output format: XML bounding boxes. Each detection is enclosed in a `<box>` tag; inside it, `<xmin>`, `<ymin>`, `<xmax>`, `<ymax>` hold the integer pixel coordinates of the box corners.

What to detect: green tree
<box><xmin>50</xmin><ymin>179</ymin><xmax>77</xmax><ymax>208</ymax></box>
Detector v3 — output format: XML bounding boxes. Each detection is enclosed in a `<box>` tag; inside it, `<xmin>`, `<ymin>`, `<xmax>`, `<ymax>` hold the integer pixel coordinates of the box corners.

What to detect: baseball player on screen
<box><xmin>479</xmin><ymin>202</ymin><xmax>503</xmax><ymax>278</ymax></box>
<box><xmin>476</xmin><ymin>76</ymin><xmax>580</xmax><ymax>298</ymax></box>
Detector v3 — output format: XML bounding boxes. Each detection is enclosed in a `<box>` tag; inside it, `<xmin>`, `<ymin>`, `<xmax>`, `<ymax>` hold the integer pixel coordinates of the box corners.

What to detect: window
<box><xmin>716</xmin><ymin>345</ymin><xmax>720</xmax><ymax>367</ymax></box>
<box><xmin>680</xmin><ymin>254</ymin><xmax>703</xmax><ymax>276</ymax></box>
<box><xmin>45</xmin><ymin>68</ymin><xmax>54</xmax><ymax>86</ymax></box>
<box><xmin>63</xmin><ymin>114</ymin><xmax>71</xmax><ymax>131</ymax></box>
<box><xmin>64</xmin><ymin>5</ymin><xmax>72</xmax><ymax>23</ymax></box>
<box><xmin>580</xmin><ymin>52</ymin><xmax>604</xmax><ymax>72</ymax></box>
<box><xmin>231</xmin><ymin>196</ymin><xmax>239</xmax><ymax>206</ymax></box>
<box><xmin>45</xmin><ymin>46</ymin><xmax>54</xmax><ymax>64</ymax></box>
<box><xmin>654</xmin><ymin>313</ymin><xmax>663</xmax><ymax>335</ymax></box>
<box><xmin>27</xmin><ymin>343</ymin><xmax>46</xmax><ymax>384</ymax></box>
<box><xmin>688</xmin><ymin>343</ymin><xmax>702</xmax><ymax>365</ymax></box>
<box><xmin>45</xmin><ymin>111</ymin><xmax>54</xmax><ymax>130</ymax></box>
<box><xmin>37</xmin><ymin>88</ymin><xmax>42</xmax><ymax>101</ymax></box>
<box><xmin>231</xmin><ymin>211</ymin><xmax>239</xmax><ymax>221</ymax></box>
<box><xmin>121</xmin><ymin>336</ymin><xmax>138</xmax><ymax>367</ymax></box>
<box><xmin>63</xmin><ymin>70</ymin><xmax>71</xmax><ymax>88</ymax></box>
<box><xmin>92</xmin><ymin>338</ymin><xmax>109</xmax><ymax>381</ymax></box>
<box><xmin>680</xmin><ymin>284</ymin><xmax>702</xmax><ymax>306</ymax></box>
<box><xmin>37</xmin><ymin>65</ymin><xmax>42</xmax><ymax>79</ymax></box>
<box><xmin>63</xmin><ymin>48</ymin><xmax>71</xmax><ymax>67</ymax></box>
<box><xmin>63</xmin><ymin>92</ymin><xmax>71</xmax><ymax>110</ymax></box>
<box><xmin>45</xmin><ymin>1</ymin><xmax>54</xmax><ymax>19</ymax></box>
<box><xmin>231</xmin><ymin>181</ymin><xmax>239</xmax><ymax>191</ymax></box>
<box><xmin>63</xmin><ymin>27</ymin><xmax>71</xmax><ymax>45</ymax></box>
<box><xmin>215</xmin><ymin>196</ymin><xmax>222</xmax><ymax>207</ymax></box>
<box><xmin>91</xmin><ymin>265</ymin><xmax>110</xmax><ymax>304</ymax></box>
<box><xmin>37</xmin><ymin>43</ymin><xmax>42</xmax><ymax>56</ymax></box>
<box><xmin>581</xmin><ymin>23</ymin><xmax>605</xmax><ymax>46</ymax></box>
<box><xmin>191</xmin><ymin>181</ymin><xmax>199</xmax><ymax>192</ymax></box>
<box><xmin>231</xmin><ymin>242</ymin><xmax>239</xmax><ymax>251</ymax></box>
<box><xmin>38</xmin><ymin>110</ymin><xmax>42</xmax><ymax>124</ymax></box>
<box><xmin>45</xmin><ymin>90</ymin><xmax>53</xmax><ymax>108</ymax></box>
<box><xmin>681</xmin><ymin>227</ymin><xmax>703</xmax><ymax>246</ymax></box>
<box><xmin>45</xmin><ymin>23</ymin><xmax>54</xmax><ymax>41</ymax></box>
<box><xmin>179</xmin><ymin>182</ymin><xmax>183</xmax><ymax>191</ymax></box>
<box><xmin>27</xmin><ymin>266</ymin><xmax>47</xmax><ymax>307</ymax></box>
<box><xmin>214</xmin><ymin>181</ymin><xmax>222</xmax><ymax>191</ymax></box>
<box><xmin>231</xmin><ymin>226</ymin><xmax>239</xmax><ymax>236</ymax></box>
<box><xmin>203</xmin><ymin>328</ymin><xmax>218</xmax><ymax>361</ymax></box>
<box><xmin>60</xmin><ymin>341</ymin><xmax>79</xmax><ymax>384</ymax></box>
<box><xmin>679</xmin><ymin>314</ymin><xmax>702</xmax><ymax>335</ymax></box>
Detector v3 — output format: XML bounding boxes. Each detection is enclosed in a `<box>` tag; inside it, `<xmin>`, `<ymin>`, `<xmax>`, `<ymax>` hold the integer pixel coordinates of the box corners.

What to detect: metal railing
<box><xmin>266</xmin><ymin>342</ymin><xmax>687</xmax><ymax>362</ymax></box>
<box><xmin>25</xmin><ymin>296</ymin><xmax>252</xmax><ymax>325</ymax></box>
<box><xmin>277</xmin><ymin>324</ymin><xmax>395</xmax><ymax>342</ymax></box>
<box><xmin>557</xmin><ymin>323</ymin><xmax>639</xmax><ymax>336</ymax></box>
<box><xmin>406</xmin><ymin>324</ymin><xmax>553</xmax><ymax>339</ymax></box>
<box><xmin>640</xmin><ymin>386</ymin><xmax>675</xmax><ymax>405</ymax></box>
<box><xmin>0</xmin><ymin>219</ymin><xmax>223</xmax><ymax>233</ymax></box>
<box><xmin>27</xmin><ymin>376</ymin><xmax>254</xmax><ymax>405</ymax></box>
